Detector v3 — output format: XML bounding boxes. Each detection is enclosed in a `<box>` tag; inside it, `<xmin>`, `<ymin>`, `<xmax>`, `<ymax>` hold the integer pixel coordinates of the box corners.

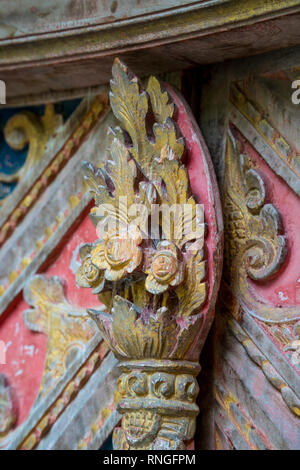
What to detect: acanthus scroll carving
<box><xmin>75</xmin><ymin>59</ymin><xmax>222</xmax><ymax>449</ymax></box>
<box><xmin>0</xmin><ymin>104</ymin><xmax>61</xmax><ymax>203</ymax></box>
<box><xmin>224</xmin><ymin>129</ymin><xmax>300</xmax><ymax>324</ymax></box>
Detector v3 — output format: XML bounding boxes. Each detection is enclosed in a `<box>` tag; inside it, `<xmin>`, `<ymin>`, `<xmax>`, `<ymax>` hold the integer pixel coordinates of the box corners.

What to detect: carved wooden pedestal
<box><xmin>113</xmin><ymin>360</ymin><xmax>200</xmax><ymax>450</ymax></box>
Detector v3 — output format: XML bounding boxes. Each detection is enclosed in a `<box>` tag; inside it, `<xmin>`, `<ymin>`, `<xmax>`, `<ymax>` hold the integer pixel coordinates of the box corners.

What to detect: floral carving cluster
<box><xmin>76</xmin><ymin>59</ymin><xmax>206</xmax><ymax>323</ymax></box>
<box><xmin>77</xmin><ymin>233</ymin><xmax>184</xmax><ymax>296</ymax></box>
<box><xmin>74</xmin><ymin>58</ymin><xmax>210</xmax><ymax>451</ymax></box>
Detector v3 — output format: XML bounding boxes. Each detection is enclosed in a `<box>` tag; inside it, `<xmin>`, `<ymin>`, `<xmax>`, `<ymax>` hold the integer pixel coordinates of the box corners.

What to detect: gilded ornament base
<box><xmin>113</xmin><ymin>360</ymin><xmax>200</xmax><ymax>450</ymax></box>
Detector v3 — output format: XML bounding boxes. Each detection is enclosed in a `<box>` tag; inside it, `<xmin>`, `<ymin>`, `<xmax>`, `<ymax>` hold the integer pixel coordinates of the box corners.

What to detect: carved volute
<box><xmin>75</xmin><ymin>59</ymin><xmax>223</xmax><ymax>450</ymax></box>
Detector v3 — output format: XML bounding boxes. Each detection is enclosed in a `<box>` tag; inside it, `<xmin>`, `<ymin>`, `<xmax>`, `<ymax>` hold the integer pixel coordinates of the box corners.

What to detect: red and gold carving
<box><xmin>75</xmin><ymin>59</ymin><xmax>222</xmax><ymax>450</ymax></box>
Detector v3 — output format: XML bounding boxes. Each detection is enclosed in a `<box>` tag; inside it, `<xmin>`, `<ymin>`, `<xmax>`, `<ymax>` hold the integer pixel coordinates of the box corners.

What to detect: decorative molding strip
<box><xmin>0</xmin><ymin>190</ymin><xmax>86</xmax><ymax>298</ymax></box>
<box><xmin>0</xmin><ymin>0</ymin><xmax>299</xmax><ymax>67</ymax></box>
<box><xmin>74</xmin><ymin>59</ymin><xmax>222</xmax><ymax>450</ymax></box>
<box><xmin>230</xmin><ymin>84</ymin><xmax>300</xmax><ymax>196</ymax></box>
<box><xmin>0</xmin><ymin>95</ymin><xmax>109</xmax><ymax>247</ymax></box>
<box><xmin>35</xmin><ymin>352</ymin><xmax>119</xmax><ymax>450</ymax></box>
<box><xmin>230</xmin><ymin>84</ymin><xmax>299</xmax><ymax>171</ymax></box>
<box><xmin>228</xmin><ymin>316</ymin><xmax>300</xmax><ymax>417</ymax></box>
<box><xmin>77</xmin><ymin>401</ymin><xmax>119</xmax><ymax>450</ymax></box>
<box><xmin>220</xmin><ymin>280</ymin><xmax>300</xmax><ymax>374</ymax></box>
<box><xmin>18</xmin><ymin>342</ymin><xmax>109</xmax><ymax>450</ymax></box>
<box><xmin>214</xmin><ymin>381</ymin><xmax>271</xmax><ymax>450</ymax></box>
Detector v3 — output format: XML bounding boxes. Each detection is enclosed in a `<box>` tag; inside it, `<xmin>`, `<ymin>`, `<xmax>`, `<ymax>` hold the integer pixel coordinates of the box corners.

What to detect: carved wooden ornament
<box><xmin>75</xmin><ymin>59</ymin><xmax>223</xmax><ymax>450</ymax></box>
<box><xmin>224</xmin><ymin>130</ymin><xmax>300</xmax><ymax>324</ymax></box>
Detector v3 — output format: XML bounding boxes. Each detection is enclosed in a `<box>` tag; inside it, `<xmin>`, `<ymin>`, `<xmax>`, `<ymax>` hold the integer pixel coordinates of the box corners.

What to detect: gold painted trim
<box><xmin>19</xmin><ymin>342</ymin><xmax>109</xmax><ymax>450</ymax></box>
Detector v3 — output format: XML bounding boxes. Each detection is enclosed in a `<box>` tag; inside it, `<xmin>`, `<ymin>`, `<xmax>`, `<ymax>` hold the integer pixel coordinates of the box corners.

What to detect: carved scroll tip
<box><xmin>112</xmin><ymin>57</ymin><xmax>128</xmax><ymax>75</ymax></box>
<box><xmin>111</xmin><ymin>57</ymin><xmax>138</xmax><ymax>85</ymax></box>
<box><xmin>87</xmin><ymin>308</ymin><xmax>110</xmax><ymax>332</ymax></box>
<box><xmin>81</xmin><ymin>160</ymin><xmax>96</xmax><ymax>175</ymax></box>
<box><xmin>87</xmin><ymin>307</ymin><xmax>108</xmax><ymax>319</ymax></box>
<box><xmin>113</xmin><ymin>57</ymin><xmax>123</xmax><ymax>67</ymax></box>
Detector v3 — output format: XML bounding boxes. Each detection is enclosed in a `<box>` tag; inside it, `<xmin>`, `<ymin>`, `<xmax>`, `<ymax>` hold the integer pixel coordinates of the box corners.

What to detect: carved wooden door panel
<box><xmin>0</xmin><ymin>61</ymin><xmax>223</xmax><ymax>450</ymax></box>
<box><xmin>198</xmin><ymin>63</ymin><xmax>300</xmax><ymax>450</ymax></box>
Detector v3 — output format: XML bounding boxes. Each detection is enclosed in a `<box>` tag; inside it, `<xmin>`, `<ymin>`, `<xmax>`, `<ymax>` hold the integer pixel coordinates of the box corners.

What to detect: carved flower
<box><xmin>76</xmin><ymin>243</ymin><xmax>105</xmax><ymax>294</ymax></box>
<box><xmin>145</xmin><ymin>241</ymin><xmax>184</xmax><ymax>294</ymax></box>
<box><xmin>90</xmin><ymin>223</ymin><xmax>142</xmax><ymax>282</ymax></box>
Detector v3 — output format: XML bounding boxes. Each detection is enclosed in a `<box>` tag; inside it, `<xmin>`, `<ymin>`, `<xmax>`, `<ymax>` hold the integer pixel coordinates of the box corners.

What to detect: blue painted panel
<box><xmin>0</xmin><ymin>98</ymin><xmax>81</xmax><ymax>200</ymax></box>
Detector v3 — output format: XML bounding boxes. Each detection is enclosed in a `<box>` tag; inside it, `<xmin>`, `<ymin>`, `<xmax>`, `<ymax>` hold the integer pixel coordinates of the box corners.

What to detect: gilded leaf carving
<box><xmin>23</xmin><ymin>275</ymin><xmax>97</xmax><ymax>396</ymax></box>
<box><xmin>74</xmin><ymin>58</ymin><xmax>220</xmax><ymax>450</ymax></box>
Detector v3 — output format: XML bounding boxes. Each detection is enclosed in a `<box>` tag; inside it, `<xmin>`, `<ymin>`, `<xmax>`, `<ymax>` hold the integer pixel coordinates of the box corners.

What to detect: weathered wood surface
<box><xmin>1</xmin><ymin>0</ymin><xmax>300</xmax><ymax>103</ymax></box>
<box><xmin>0</xmin><ymin>0</ymin><xmax>203</xmax><ymax>39</ymax></box>
<box><xmin>197</xmin><ymin>56</ymin><xmax>300</xmax><ymax>449</ymax></box>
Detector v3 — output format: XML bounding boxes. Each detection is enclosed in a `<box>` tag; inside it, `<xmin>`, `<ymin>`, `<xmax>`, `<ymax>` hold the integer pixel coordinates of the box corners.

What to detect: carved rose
<box><xmin>145</xmin><ymin>241</ymin><xmax>184</xmax><ymax>294</ymax></box>
<box><xmin>76</xmin><ymin>243</ymin><xmax>105</xmax><ymax>294</ymax></box>
<box><xmin>91</xmin><ymin>223</ymin><xmax>142</xmax><ymax>282</ymax></box>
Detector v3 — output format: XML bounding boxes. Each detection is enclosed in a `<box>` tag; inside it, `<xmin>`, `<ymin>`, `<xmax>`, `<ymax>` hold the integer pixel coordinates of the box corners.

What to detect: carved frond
<box><xmin>176</xmin><ymin>241</ymin><xmax>207</xmax><ymax>317</ymax></box>
<box><xmin>98</xmin><ymin>291</ymin><xmax>113</xmax><ymax>309</ymax></box>
<box><xmin>179</xmin><ymin>196</ymin><xmax>204</xmax><ymax>248</ymax></box>
<box><xmin>170</xmin><ymin>314</ymin><xmax>203</xmax><ymax>359</ymax></box>
<box><xmin>84</xmin><ymin>139</ymin><xmax>138</xmax><ymax>228</ymax></box>
<box><xmin>82</xmin><ymin>160</ymin><xmax>113</xmax><ymax>207</ymax></box>
<box><xmin>130</xmin><ymin>278</ymin><xmax>149</xmax><ymax>309</ymax></box>
<box><xmin>110</xmin><ymin>59</ymin><xmax>184</xmax><ymax>186</ymax></box>
<box><xmin>153</xmin><ymin>120</ymin><xmax>185</xmax><ymax>164</ymax></box>
<box><xmin>146</xmin><ymin>75</ymin><xmax>174</xmax><ymax>123</ymax></box>
<box><xmin>135</xmin><ymin>181</ymin><xmax>157</xmax><ymax>213</ymax></box>
<box><xmin>111</xmin><ymin>296</ymin><xmax>178</xmax><ymax>359</ymax></box>
<box><xmin>110</xmin><ymin>59</ymin><xmax>149</xmax><ymax>172</ymax></box>
<box><xmin>159</xmin><ymin>151</ymin><xmax>189</xmax><ymax>204</ymax></box>
<box><xmin>105</xmin><ymin>138</ymin><xmax>137</xmax><ymax>205</ymax></box>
